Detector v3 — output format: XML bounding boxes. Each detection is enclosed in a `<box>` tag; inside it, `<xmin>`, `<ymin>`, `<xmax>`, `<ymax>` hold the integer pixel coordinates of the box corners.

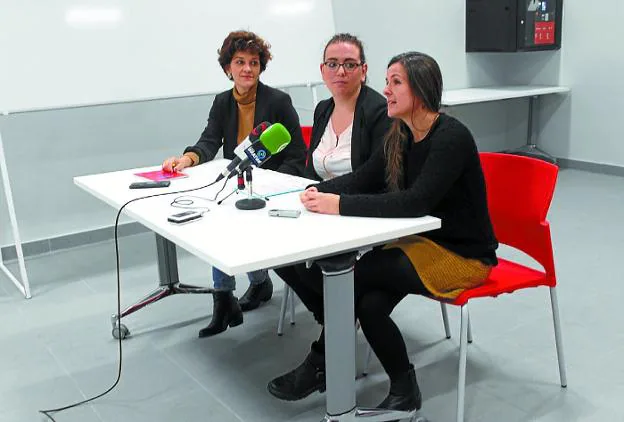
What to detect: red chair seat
<box><xmin>452</xmin><ymin>258</ymin><xmax>556</xmax><ymax>306</ymax></box>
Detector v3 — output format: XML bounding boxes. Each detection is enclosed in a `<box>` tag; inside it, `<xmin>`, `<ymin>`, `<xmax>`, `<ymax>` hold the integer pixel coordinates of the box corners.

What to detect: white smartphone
<box><xmin>167</xmin><ymin>210</ymin><xmax>203</xmax><ymax>224</ymax></box>
<box><xmin>268</xmin><ymin>209</ymin><xmax>301</xmax><ymax>218</ymax></box>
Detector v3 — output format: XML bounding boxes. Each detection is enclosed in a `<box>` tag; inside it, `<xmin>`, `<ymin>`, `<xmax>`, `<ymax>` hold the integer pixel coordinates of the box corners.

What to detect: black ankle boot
<box><xmin>238</xmin><ymin>277</ymin><xmax>273</xmax><ymax>312</ymax></box>
<box><xmin>267</xmin><ymin>349</ymin><xmax>325</xmax><ymax>401</ymax></box>
<box><xmin>377</xmin><ymin>364</ymin><xmax>422</xmax><ymax>412</ymax></box>
<box><xmin>198</xmin><ymin>291</ymin><xmax>243</xmax><ymax>338</ymax></box>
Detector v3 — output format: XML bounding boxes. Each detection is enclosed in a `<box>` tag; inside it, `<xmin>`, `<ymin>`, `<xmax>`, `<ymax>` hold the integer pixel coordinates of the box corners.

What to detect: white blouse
<box><xmin>312</xmin><ymin>119</ymin><xmax>353</xmax><ymax>181</ymax></box>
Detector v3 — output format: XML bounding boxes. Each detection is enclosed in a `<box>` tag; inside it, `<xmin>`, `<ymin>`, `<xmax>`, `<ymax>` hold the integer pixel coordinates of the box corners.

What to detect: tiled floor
<box><xmin>0</xmin><ymin>168</ymin><xmax>622</xmax><ymax>422</ymax></box>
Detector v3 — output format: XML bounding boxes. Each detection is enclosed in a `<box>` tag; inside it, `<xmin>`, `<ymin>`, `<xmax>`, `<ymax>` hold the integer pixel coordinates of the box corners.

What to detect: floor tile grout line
<box><xmin>155</xmin><ymin>345</ymin><xmax>247</xmax><ymax>422</ymax></box>
<box><xmin>43</xmin><ymin>342</ymin><xmax>106</xmax><ymax>422</ymax></box>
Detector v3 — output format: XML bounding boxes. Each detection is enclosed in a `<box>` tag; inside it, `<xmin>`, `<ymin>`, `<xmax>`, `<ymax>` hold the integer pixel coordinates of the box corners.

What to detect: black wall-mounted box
<box><xmin>466</xmin><ymin>0</ymin><xmax>563</xmax><ymax>52</ymax></box>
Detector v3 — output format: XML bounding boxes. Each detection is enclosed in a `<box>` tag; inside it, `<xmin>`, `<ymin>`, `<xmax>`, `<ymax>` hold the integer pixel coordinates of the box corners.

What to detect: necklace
<box><xmin>413</xmin><ymin>113</ymin><xmax>440</xmax><ymax>142</ymax></box>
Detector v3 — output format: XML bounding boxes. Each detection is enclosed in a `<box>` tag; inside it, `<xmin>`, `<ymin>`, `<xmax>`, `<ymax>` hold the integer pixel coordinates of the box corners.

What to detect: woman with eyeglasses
<box><xmin>267</xmin><ymin>52</ymin><xmax>498</xmax><ymax>413</ymax></box>
<box><xmin>162</xmin><ymin>30</ymin><xmax>306</xmax><ymax>338</ymax></box>
<box><xmin>303</xmin><ymin>33</ymin><xmax>390</xmax><ymax>182</ymax></box>
<box><xmin>269</xmin><ymin>30</ymin><xmax>390</xmax><ymax>396</ymax></box>
<box><xmin>272</xmin><ymin>31</ymin><xmax>390</xmax><ymax>332</ymax></box>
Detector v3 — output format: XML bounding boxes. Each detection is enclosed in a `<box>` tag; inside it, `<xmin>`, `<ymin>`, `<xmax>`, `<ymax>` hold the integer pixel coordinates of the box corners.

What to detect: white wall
<box><xmin>0</xmin><ymin>92</ymin><xmax>316</xmax><ymax>246</ymax></box>
<box><xmin>331</xmin><ymin>0</ymin><xmax>624</xmax><ymax>167</ymax></box>
<box><xmin>330</xmin><ymin>0</ymin><xmax>526</xmax><ymax>153</ymax></box>
<box><xmin>0</xmin><ymin>1</ymin><xmax>330</xmax><ymax>247</ymax></box>
<box><xmin>2</xmin><ymin>0</ymin><xmax>622</xmax><ymax>248</ymax></box>
<box><xmin>505</xmin><ymin>0</ymin><xmax>624</xmax><ymax>167</ymax></box>
<box><xmin>0</xmin><ymin>0</ymin><xmax>335</xmax><ymax>112</ymax></box>
<box><xmin>0</xmin><ymin>96</ymin><xmax>211</xmax><ymax>245</ymax></box>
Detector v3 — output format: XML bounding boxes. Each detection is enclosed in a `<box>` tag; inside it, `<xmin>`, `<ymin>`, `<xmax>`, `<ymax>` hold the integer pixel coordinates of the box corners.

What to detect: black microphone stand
<box><xmin>217</xmin><ymin>170</ymin><xmax>246</xmax><ymax>205</ymax></box>
<box><xmin>235</xmin><ymin>167</ymin><xmax>266</xmax><ymax>210</ymax></box>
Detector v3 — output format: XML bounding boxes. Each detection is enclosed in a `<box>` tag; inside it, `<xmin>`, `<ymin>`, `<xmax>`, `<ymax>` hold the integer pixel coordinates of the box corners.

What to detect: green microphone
<box><xmin>258</xmin><ymin>122</ymin><xmax>292</xmax><ymax>153</ymax></box>
<box><xmin>235</xmin><ymin>123</ymin><xmax>292</xmax><ymax>211</ymax></box>
<box><xmin>241</xmin><ymin>122</ymin><xmax>291</xmax><ymax>168</ymax></box>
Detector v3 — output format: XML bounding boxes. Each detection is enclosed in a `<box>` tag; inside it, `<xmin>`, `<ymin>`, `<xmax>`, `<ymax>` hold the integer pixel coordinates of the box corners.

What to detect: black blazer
<box><xmin>184</xmin><ymin>81</ymin><xmax>306</xmax><ymax>176</ymax></box>
<box><xmin>304</xmin><ymin>85</ymin><xmax>391</xmax><ymax>181</ymax></box>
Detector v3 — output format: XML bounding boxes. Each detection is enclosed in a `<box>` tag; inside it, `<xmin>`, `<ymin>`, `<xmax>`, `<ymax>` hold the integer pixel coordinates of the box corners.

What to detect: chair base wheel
<box><xmin>112</xmin><ymin>323</ymin><xmax>130</xmax><ymax>340</ymax></box>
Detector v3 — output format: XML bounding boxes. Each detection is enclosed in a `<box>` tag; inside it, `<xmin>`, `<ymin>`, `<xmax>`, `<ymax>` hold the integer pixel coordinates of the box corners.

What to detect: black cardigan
<box><xmin>316</xmin><ymin>114</ymin><xmax>498</xmax><ymax>265</ymax></box>
<box><xmin>184</xmin><ymin>81</ymin><xmax>306</xmax><ymax>176</ymax></box>
<box><xmin>304</xmin><ymin>85</ymin><xmax>391</xmax><ymax>181</ymax></box>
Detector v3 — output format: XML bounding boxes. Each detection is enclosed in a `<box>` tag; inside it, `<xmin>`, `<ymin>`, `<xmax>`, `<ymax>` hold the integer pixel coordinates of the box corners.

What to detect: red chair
<box><xmin>363</xmin><ymin>152</ymin><xmax>567</xmax><ymax>422</ymax></box>
<box><xmin>301</xmin><ymin>125</ymin><xmax>312</xmax><ymax>148</ymax></box>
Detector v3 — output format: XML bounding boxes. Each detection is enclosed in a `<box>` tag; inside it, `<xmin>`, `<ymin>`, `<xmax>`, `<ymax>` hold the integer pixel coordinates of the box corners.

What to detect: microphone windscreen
<box><xmin>259</xmin><ymin>123</ymin><xmax>291</xmax><ymax>154</ymax></box>
<box><xmin>251</xmin><ymin>121</ymin><xmax>271</xmax><ymax>138</ymax></box>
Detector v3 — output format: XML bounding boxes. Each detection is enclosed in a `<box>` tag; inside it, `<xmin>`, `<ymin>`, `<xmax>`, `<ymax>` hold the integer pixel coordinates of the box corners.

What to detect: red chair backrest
<box><xmin>301</xmin><ymin>126</ymin><xmax>312</xmax><ymax>148</ymax></box>
<box><xmin>479</xmin><ymin>152</ymin><xmax>559</xmax><ymax>278</ymax></box>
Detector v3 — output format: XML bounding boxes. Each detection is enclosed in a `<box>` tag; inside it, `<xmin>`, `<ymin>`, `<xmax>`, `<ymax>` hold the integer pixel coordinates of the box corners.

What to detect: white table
<box><xmin>442</xmin><ymin>85</ymin><xmax>570</xmax><ymax>162</ymax></box>
<box><xmin>74</xmin><ymin>160</ymin><xmax>440</xmax><ymax>422</ymax></box>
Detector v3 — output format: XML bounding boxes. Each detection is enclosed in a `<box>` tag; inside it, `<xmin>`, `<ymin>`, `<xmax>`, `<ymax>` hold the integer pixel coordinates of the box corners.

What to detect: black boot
<box><xmin>238</xmin><ymin>277</ymin><xmax>273</xmax><ymax>312</ymax></box>
<box><xmin>377</xmin><ymin>364</ymin><xmax>422</xmax><ymax>412</ymax></box>
<box><xmin>267</xmin><ymin>349</ymin><xmax>325</xmax><ymax>401</ymax></box>
<box><xmin>198</xmin><ymin>291</ymin><xmax>243</xmax><ymax>338</ymax></box>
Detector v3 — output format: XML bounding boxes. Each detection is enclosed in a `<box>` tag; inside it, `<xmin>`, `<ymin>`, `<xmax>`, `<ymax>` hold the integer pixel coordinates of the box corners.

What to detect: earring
<box><xmin>227</xmin><ymin>73</ymin><xmax>233</xmax><ymax>80</ymax></box>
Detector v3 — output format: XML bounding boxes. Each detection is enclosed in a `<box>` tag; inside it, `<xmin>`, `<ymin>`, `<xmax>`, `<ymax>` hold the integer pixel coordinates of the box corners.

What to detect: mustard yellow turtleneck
<box><xmin>232</xmin><ymin>84</ymin><xmax>258</xmax><ymax>144</ymax></box>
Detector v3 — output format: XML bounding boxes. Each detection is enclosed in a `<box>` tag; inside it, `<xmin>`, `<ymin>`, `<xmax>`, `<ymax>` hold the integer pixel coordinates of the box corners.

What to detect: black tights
<box><xmin>274</xmin><ymin>248</ymin><xmax>429</xmax><ymax>380</ymax></box>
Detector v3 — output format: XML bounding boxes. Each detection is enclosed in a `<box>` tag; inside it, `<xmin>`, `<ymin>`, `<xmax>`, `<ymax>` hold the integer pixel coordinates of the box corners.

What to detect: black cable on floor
<box><xmin>38</xmin><ymin>177</ymin><xmax>222</xmax><ymax>421</ymax></box>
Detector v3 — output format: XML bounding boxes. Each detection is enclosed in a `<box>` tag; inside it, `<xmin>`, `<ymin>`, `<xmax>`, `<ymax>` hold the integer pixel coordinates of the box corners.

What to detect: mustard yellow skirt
<box><xmin>384</xmin><ymin>235</ymin><xmax>491</xmax><ymax>300</ymax></box>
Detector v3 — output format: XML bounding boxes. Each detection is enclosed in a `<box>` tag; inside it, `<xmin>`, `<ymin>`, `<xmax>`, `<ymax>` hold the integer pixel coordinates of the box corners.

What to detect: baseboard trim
<box><xmin>1</xmin><ymin>222</ymin><xmax>150</xmax><ymax>262</ymax></box>
<box><xmin>557</xmin><ymin>158</ymin><xmax>624</xmax><ymax>177</ymax></box>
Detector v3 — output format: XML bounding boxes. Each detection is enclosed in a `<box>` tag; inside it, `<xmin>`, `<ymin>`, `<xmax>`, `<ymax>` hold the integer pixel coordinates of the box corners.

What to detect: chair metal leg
<box><xmin>362</xmin><ymin>344</ymin><xmax>373</xmax><ymax>376</ymax></box>
<box><xmin>289</xmin><ymin>287</ymin><xmax>296</xmax><ymax>325</ymax></box>
<box><xmin>467</xmin><ymin>309</ymin><xmax>473</xmax><ymax>344</ymax></box>
<box><xmin>549</xmin><ymin>287</ymin><xmax>568</xmax><ymax>387</ymax></box>
<box><xmin>457</xmin><ymin>305</ymin><xmax>469</xmax><ymax>422</ymax></box>
<box><xmin>277</xmin><ymin>285</ymin><xmax>290</xmax><ymax>336</ymax></box>
<box><xmin>440</xmin><ymin>302</ymin><xmax>451</xmax><ymax>339</ymax></box>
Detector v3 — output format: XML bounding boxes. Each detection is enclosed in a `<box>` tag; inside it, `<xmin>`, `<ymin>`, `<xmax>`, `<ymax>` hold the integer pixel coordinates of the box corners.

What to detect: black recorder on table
<box><xmin>129</xmin><ymin>180</ymin><xmax>171</xmax><ymax>189</ymax></box>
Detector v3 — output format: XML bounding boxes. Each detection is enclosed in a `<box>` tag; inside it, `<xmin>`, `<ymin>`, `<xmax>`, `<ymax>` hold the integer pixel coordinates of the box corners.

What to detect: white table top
<box><xmin>441</xmin><ymin>85</ymin><xmax>570</xmax><ymax>106</ymax></box>
<box><xmin>74</xmin><ymin>160</ymin><xmax>441</xmax><ymax>275</ymax></box>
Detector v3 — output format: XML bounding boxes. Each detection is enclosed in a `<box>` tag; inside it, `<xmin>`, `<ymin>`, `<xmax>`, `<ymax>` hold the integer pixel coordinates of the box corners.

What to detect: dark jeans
<box><xmin>274</xmin><ymin>248</ymin><xmax>429</xmax><ymax>380</ymax></box>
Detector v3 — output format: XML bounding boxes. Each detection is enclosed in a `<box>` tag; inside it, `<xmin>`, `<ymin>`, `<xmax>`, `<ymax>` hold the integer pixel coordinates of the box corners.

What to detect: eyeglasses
<box><xmin>323</xmin><ymin>61</ymin><xmax>363</xmax><ymax>72</ymax></box>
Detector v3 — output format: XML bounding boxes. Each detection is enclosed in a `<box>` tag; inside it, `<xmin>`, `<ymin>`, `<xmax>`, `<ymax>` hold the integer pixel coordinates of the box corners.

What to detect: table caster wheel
<box><xmin>112</xmin><ymin>323</ymin><xmax>130</xmax><ymax>340</ymax></box>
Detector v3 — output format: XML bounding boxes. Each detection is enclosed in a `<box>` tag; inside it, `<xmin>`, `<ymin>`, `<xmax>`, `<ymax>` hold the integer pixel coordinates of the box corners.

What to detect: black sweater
<box><xmin>316</xmin><ymin>114</ymin><xmax>498</xmax><ymax>264</ymax></box>
<box><xmin>304</xmin><ymin>85</ymin><xmax>391</xmax><ymax>181</ymax></box>
<box><xmin>184</xmin><ymin>81</ymin><xmax>306</xmax><ymax>176</ymax></box>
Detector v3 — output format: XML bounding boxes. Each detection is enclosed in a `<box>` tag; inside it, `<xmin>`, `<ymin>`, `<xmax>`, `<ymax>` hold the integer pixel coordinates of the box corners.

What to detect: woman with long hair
<box><xmin>267</xmin><ymin>52</ymin><xmax>498</xmax><ymax>413</ymax></box>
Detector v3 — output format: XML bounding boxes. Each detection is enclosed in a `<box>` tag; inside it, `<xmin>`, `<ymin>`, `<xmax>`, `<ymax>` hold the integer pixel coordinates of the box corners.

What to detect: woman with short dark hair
<box><xmin>162</xmin><ymin>30</ymin><xmax>306</xmax><ymax>338</ymax></box>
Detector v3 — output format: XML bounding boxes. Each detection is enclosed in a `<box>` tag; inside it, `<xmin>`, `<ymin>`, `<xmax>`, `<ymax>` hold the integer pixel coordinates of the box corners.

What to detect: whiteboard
<box><xmin>0</xmin><ymin>0</ymin><xmax>334</xmax><ymax>113</ymax></box>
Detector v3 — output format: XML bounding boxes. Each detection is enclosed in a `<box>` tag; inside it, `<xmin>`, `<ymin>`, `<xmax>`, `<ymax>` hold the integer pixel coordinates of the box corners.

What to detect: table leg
<box><xmin>508</xmin><ymin>95</ymin><xmax>557</xmax><ymax>164</ymax></box>
<box><xmin>156</xmin><ymin>233</ymin><xmax>179</xmax><ymax>286</ymax></box>
<box><xmin>0</xmin><ymin>127</ymin><xmax>31</xmax><ymax>299</ymax></box>
<box><xmin>317</xmin><ymin>253</ymin><xmax>425</xmax><ymax>422</ymax></box>
<box><xmin>110</xmin><ymin>233</ymin><xmax>213</xmax><ymax>339</ymax></box>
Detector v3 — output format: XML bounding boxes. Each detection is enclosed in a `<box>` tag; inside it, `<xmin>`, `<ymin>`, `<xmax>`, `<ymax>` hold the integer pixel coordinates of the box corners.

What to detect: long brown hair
<box><xmin>384</xmin><ymin>52</ymin><xmax>443</xmax><ymax>191</ymax></box>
